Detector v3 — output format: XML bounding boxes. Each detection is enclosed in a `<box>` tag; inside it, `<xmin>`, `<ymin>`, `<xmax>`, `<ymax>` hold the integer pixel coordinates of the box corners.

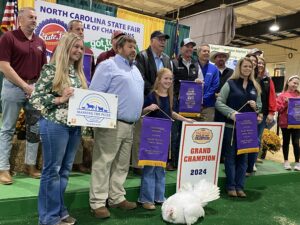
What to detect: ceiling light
<box><xmin>269</xmin><ymin>18</ymin><xmax>279</xmax><ymax>32</ymax></box>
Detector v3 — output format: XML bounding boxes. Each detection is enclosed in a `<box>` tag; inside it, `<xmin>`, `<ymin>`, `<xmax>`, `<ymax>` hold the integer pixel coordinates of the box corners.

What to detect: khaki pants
<box><xmin>89</xmin><ymin>121</ymin><xmax>134</xmax><ymax>209</ymax></box>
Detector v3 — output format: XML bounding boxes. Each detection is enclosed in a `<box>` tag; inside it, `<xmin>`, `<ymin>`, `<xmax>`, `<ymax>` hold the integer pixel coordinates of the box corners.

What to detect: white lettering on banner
<box><xmin>177</xmin><ymin>122</ymin><xmax>224</xmax><ymax>191</ymax></box>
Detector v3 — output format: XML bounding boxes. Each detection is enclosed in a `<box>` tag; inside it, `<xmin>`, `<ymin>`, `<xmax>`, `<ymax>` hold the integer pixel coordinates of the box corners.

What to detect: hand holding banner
<box><xmin>179</xmin><ymin>81</ymin><xmax>203</xmax><ymax>118</ymax></box>
<box><xmin>288</xmin><ymin>98</ymin><xmax>300</xmax><ymax>128</ymax></box>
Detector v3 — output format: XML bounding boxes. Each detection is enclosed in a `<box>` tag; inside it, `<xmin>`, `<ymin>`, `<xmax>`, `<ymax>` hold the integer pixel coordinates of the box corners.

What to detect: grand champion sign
<box><xmin>177</xmin><ymin>122</ymin><xmax>224</xmax><ymax>190</ymax></box>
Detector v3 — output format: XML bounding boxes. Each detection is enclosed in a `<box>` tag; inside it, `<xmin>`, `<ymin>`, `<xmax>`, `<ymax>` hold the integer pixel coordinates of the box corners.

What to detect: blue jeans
<box><xmin>0</xmin><ymin>78</ymin><xmax>39</xmax><ymax>170</ymax></box>
<box><xmin>138</xmin><ymin>166</ymin><xmax>166</xmax><ymax>203</ymax></box>
<box><xmin>38</xmin><ymin>118</ymin><xmax>81</xmax><ymax>225</ymax></box>
<box><xmin>223</xmin><ymin>127</ymin><xmax>247</xmax><ymax>191</ymax></box>
<box><xmin>247</xmin><ymin>115</ymin><xmax>267</xmax><ymax>173</ymax></box>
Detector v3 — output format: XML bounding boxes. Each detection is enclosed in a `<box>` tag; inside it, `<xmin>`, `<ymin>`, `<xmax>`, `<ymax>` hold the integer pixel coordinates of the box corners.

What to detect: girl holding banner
<box><xmin>276</xmin><ymin>75</ymin><xmax>300</xmax><ymax>171</ymax></box>
<box><xmin>138</xmin><ymin>68</ymin><xmax>194</xmax><ymax>210</ymax></box>
<box><xmin>30</xmin><ymin>33</ymin><xmax>87</xmax><ymax>225</ymax></box>
<box><xmin>215</xmin><ymin>58</ymin><xmax>262</xmax><ymax>198</ymax></box>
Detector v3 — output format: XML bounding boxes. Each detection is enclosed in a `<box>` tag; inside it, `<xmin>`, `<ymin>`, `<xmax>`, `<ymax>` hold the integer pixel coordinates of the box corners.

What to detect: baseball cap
<box><xmin>180</xmin><ymin>38</ymin><xmax>196</xmax><ymax>47</ymax></box>
<box><xmin>150</xmin><ymin>30</ymin><xmax>170</xmax><ymax>39</ymax></box>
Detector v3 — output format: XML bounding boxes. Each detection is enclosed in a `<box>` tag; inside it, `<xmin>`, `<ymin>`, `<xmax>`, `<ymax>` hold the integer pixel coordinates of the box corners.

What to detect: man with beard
<box><xmin>0</xmin><ymin>7</ymin><xmax>47</xmax><ymax>184</ymax></box>
<box><xmin>89</xmin><ymin>35</ymin><xmax>144</xmax><ymax>219</ymax></box>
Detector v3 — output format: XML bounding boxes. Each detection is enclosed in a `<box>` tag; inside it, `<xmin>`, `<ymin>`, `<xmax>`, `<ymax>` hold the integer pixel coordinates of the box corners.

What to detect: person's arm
<box><xmin>0</xmin><ymin>61</ymin><xmax>33</xmax><ymax>96</ymax></box>
<box><xmin>276</xmin><ymin>93</ymin><xmax>288</xmax><ymax>114</ymax></box>
<box><xmin>171</xmin><ymin>111</ymin><xmax>195</xmax><ymax>123</ymax></box>
<box><xmin>215</xmin><ymin>82</ymin><xmax>237</xmax><ymax>121</ymax></box>
<box><xmin>203</xmin><ymin>67</ymin><xmax>220</xmax><ymax>104</ymax></box>
<box><xmin>136</xmin><ymin>52</ymin><xmax>152</xmax><ymax>95</ymax></box>
<box><xmin>268</xmin><ymin>79</ymin><xmax>277</xmax><ymax>115</ymax></box>
<box><xmin>30</xmin><ymin>64</ymin><xmax>68</xmax><ymax>111</ymax></box>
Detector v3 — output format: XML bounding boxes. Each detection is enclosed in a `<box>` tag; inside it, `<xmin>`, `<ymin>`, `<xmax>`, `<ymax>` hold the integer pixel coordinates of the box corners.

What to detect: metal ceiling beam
<box><xmin>236</xmin><ymin>11</ymin><xmax>300</xmax><ymax>38</ymax></box>
<box><xmin>165</xmin><ymin>0</ymin><xmax>257</xmax><ymax>19</ymax></box>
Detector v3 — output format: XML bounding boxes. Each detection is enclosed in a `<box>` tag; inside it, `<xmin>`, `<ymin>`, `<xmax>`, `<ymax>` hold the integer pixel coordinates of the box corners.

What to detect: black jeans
<box><xmin>281</xmin><ymin>128</ymin><xmax>300</xmax><ymax>162</ymax></box>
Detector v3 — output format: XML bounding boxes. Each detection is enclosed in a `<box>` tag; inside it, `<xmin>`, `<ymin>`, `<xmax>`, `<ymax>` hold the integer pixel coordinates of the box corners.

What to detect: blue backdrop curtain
<box><xmin>164</xmin><ymin>20</ymin><xmax>190</xmax><ymax>57</ymax></box>
<box><xmin>56</xmin><ymin>0</ymin><xmax>117</xmax><ymax>16</ymax></box>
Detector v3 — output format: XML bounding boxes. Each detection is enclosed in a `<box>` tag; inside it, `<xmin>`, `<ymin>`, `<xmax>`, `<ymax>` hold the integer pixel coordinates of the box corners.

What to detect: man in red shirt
<box><xmin>96</xmin><ymin>30</ymin><xmax>125</xmax><ymax>66</ymax></box>
<box><xmin>0</xmin><ymin>7</ymin><xmax>47</xmax><ymax>184</ymax></box>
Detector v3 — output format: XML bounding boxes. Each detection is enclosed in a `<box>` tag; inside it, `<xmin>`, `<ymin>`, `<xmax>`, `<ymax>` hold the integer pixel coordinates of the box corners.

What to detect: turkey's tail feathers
<box><xmin>193</xmin><ymin>179</ymin><xmax>220</xmax><ymax>206</ymax></box>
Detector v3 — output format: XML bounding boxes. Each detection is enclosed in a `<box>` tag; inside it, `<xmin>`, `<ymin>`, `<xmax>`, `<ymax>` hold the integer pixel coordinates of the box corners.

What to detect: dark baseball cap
<box><xmin>150</xmin><ymin>30</ymin><xmax>170</xmax><ymax>39</ymax></box>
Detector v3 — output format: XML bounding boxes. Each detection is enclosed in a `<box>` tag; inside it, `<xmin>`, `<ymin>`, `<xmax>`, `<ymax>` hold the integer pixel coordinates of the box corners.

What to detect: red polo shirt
<box><xmin>0</xmin><ymin>28</ymin><xmax>47</xmax><ymax>80</ymax></box>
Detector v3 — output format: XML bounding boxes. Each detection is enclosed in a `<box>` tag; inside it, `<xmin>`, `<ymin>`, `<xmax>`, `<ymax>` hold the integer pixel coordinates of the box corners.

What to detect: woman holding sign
<box><xmin>138</xmin><ymin>68</ymin><xmax>194</xmax><ymax>210</ymax></box>
<box><xmin>215</xmin><ymin>58</ymin><xmax>262</xmax><ymax>198</ymax></box>
<box><xmin>30</xmin><ymin>33</ymin><xmax>87</xmax><ymax>225</ymax></box>
<box><xmin>276</xmin><ymin>75</ymin><xmax>300</xmax><ymax>171</ymax></box>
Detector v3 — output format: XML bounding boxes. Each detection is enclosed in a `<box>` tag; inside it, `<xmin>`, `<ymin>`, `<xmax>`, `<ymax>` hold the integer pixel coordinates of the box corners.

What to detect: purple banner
<box><xmin>235</xmin><ymin>112</ymin><xmax>259</xmax><ymax>155</ymax></box>
<box><xmin>288</xmin><ymin>98</ymin><xmax>300</xmax><ymax>128</ymax></box>
<box><xmin>179</xmin><ymin>81</ymin><xmax>202</xmax><ymax>117</ymax></box>
<box><xmin>138</xmin><ymin>116</ymin><xmax>172</xmax><ymax>167</ymax></box>
<box><xmin>83</xmin><ymin>54</ymin><xmax>92</xmax><ymax>86</ymax></box>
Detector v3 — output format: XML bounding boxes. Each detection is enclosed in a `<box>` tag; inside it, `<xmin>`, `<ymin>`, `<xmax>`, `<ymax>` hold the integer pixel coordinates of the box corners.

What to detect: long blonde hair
<box><xmin>230</xmin><ymin>57</ymin><xmax>261</xmax><ymax>94</ymax></box>
<box><xmin>51</xmin><ymin>33</ymin><xmax>87</xmax><ymax>93</ymax></box>
<box><xmin>152</xmin><ymin>68</ymin><xmax>174</xmax><ymax>114</ymax></box>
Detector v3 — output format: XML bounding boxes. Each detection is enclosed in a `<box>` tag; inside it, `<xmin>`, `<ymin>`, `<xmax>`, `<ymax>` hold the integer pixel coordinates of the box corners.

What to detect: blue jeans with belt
<box><xmin>223</xmin><ymin>127</ymin><xmax>247</xmax><ymax>191</ymax></box>
<box><xmin>38</xmin><ymin>118</ymin><xmax>81</xmax><ymax>225</ymax></box>
<box><xmin>0</xmin><ymin>78</ymin><xmax>40</xmax><ymax>170</ymax></box>
<box><xmin>138</xmin><ymin>166</ymin><xmax>166</xmax><ymax>204</ymax></box>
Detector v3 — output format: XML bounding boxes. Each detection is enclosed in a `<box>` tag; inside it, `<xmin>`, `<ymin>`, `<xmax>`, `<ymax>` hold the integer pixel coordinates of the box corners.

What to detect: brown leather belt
<box><xmin>118</xmin><ymin>119</ymin><xmax>134</xmax><ymax>125</ymax></box>
<box><xmin>24</xmin><ymin>78</ymin><xmax>38</xmax><ymax>84</ymax></box>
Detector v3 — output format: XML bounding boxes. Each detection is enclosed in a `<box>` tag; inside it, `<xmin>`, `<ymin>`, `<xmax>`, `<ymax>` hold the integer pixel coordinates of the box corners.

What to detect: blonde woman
<box><xmin>30</xmin><ymin>33</ymin><xmax>87</xmax><ymax>225</ymax></box>
<box><xmin>215</xmin><ymin>58</ymin><xmax>262</xmax><ymax>198</ymax></box>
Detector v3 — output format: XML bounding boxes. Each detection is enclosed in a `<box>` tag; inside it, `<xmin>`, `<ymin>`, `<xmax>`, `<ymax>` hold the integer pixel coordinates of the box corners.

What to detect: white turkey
<box><xmin>161</xmin><ymin>179</ymin><xmax>220</xmax><ymax>225</ymax></box>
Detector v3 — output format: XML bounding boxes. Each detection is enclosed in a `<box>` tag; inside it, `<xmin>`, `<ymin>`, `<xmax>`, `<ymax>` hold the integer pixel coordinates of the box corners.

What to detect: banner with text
<box><xmin>138</xmin><ymin>117</ymin><xmax>172</xmax><ymax>168</ymax></box>
<box><xmin>179</xmin><ymin>81</ymin><xmax>203</xmax><ymax>118</ymax></box>
<box><xmin>35</xmin><ymin>0</ymin><xmax>144</xmax><ymax>58</ymax></box>
<box><xmin>67</xmin><ymin>88</ymin><xmax>118</xmax><ymax>128</ymax></box>
<box><xmin>288</xmin><ymin>98</ymin><xmax>300</xmax><ymax>128</ymax></box>
<box><xmin>235</xmin><ymin>112</ymin><xmax>259</xmax><ymax>155</ymax></box>
<box><xmin>177</xmin><ymin>122</ymin><xmax>224</xmax><ymax>190</ymax></box>
<box><xmin>210</xmin><ymin>44</ymin><xmax>250</xmax><ymax>70</ymax></box>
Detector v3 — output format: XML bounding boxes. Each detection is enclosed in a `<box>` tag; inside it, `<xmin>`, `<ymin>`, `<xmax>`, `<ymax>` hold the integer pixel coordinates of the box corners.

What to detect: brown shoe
<box><xmin>227</xmin><ymin>190</ymin><xmax>237</xmax><ymax>197</ymax></box>
<box><xmin>237</xmin><ymin>190</ymin><xmax>247</xmax><ymax>198</ymax></box>
<box><xmin>24</xmin><ymin>165</ymin><xmax>41</xmax><ymax>179</ymax></box>
<box><xmin>61</xmin><ymin>215</ymin><xmax>77</xmax><ymax>224</ymax></box>
<box><xmin>142</xmin><ymin>203</ymin><xmax>156</xmax><ymax>210</ymax></box>
<box><xmin>92</xmin><ymin>206</ymin><xmax>110</xmax><ymax>219</ymax></box>
<box><xmin>0</xmin><ymin>170</ymin><xmax>13</xmax><ymax>185</ymax></box>
<box><xmin>110</xmin><ymin>200</ymin><xmax>137</xmax><ymax>210</ymax></box>
<box><xmin>73</xmin><ymin>164</ymin><xmax>91</xmax><ymax>174</ymax></box>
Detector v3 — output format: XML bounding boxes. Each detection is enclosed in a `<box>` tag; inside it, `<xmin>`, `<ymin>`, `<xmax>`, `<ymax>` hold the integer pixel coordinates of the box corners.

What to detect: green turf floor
<box><xmin>1</xmin><ymin>181</ymin><xmax>300</xmax><ymax>225</ymax></box>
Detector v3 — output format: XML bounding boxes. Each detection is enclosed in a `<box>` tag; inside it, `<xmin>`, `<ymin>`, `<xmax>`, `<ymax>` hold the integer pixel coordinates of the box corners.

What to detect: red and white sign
<box><xmin>177</xmin><ymin>122</ymin><xmax>224</xmax><ymax>191</ymax></box>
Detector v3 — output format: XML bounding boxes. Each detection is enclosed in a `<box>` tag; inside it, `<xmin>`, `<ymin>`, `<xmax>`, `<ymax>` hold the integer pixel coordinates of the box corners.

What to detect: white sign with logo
<box><xmin>177</xmin><ymin>122</ymin><xmax>224</xmax><ymax>190</ymax></box>
<box><xmin>67</xmin><ymin>88</ymin><xmax>118</xmax><ymax>128</ymax></box>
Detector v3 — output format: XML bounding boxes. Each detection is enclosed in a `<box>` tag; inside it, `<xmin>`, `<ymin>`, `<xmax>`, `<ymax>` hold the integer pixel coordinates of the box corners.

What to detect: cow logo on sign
<box><xmin>76</xmin><ymin>93</ymin><xmax>111</xmax><ymax>123</ymax></box>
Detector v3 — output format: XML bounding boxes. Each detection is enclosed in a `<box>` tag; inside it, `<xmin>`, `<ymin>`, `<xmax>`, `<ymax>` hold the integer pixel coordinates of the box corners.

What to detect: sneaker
<box><xmin>236</xmin><ymin>190</ymin><xmax>247</xmax><ymax>198</ymax></box>
<box><xmin>227</xmin><ymin>190</ymin><xmax>237</xmax><ymax>197</ymax></box>
<box><xmin>61</xmin><ymin>216</ymin><xmax>76</xmax><ymax>225</ymax></box>
<box><xmin>294</xmin><ymin>163</ymin><xmax>300</xmax><ymax>171</ymax></box>
<box><xmin>284</xmin><ymin>161</ymin><xmax>292</xmax><ymax>170</ymax></box>
<box><xmin>253</xmin><ymin>164</ymin><xmax>257</xmax><ymax>172</ymax></box>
